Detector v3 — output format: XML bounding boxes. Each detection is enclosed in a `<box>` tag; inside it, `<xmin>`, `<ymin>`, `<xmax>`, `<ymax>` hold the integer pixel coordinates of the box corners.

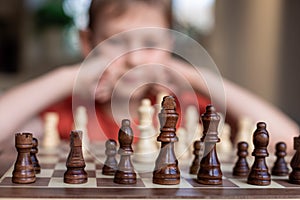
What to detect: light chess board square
<box><xmin>48</xmin><ymin>177</ymin><xmax>97</xmax><ymax>188</ymax></box>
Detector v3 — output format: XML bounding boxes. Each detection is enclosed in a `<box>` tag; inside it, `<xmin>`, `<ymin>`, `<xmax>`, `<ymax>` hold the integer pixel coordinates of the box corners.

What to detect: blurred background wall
<box><xmin>0</xmin><ymin>0</ymin><xmax>299</xmax><ymax>124</ymax></box>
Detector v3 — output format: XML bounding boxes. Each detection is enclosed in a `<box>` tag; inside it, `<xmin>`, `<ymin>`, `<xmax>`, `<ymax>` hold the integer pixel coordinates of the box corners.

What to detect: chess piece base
<box><xmin>114</xmin><ymin>171</ymin><xmax>136</xmax><ymax>184</ymax></box>
<box><xmin>64</xmin><ymin>168</ymin><xmax>88</xmax><ymax>184</ymax></box>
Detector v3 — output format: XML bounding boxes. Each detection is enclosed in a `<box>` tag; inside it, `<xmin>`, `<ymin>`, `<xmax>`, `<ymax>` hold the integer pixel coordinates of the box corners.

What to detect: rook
<box><xmin>12</xmin><ymin>133</ymin><xmax>36</xmax><ymax>184</ymax></box>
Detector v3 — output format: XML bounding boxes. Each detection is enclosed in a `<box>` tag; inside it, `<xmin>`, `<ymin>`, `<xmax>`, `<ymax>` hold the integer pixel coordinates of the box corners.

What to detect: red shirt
<box><xmin>42</xmin><ymin>93</ymin><xmax>210</xmax><ymax>142</ymax></box>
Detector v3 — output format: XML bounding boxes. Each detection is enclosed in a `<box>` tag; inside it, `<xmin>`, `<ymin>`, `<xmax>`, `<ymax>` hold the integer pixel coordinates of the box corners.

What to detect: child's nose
<box><xmin>125</xmin><ymin>50</ymin><xmax>147</xmax><ymax>69</ymax></box>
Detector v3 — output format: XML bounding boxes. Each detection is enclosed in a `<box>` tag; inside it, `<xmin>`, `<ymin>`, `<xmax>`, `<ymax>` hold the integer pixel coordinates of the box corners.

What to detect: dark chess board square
<box><xmin>96</xmin><ymin>178</ymin><xmax>145</xmax><ymax>187</ymax></box>
<box><xmin>186</xmin><ymin>178</ymin><xmax>239</xmax><ymax>188</ymax></box>
<box><xmin>52</xmin><ymin>170</ymin><xmax>96</xmax><ymax>178</ymax></box>
<box><xmin>0</xmin><ymin>177</ymin><xmax>50</xmax><ymax>187</ymax></box>
<box><xmin>273</xmin><ymin>179</ymin><xmax>300</xmax><ymax>188</ymax></box>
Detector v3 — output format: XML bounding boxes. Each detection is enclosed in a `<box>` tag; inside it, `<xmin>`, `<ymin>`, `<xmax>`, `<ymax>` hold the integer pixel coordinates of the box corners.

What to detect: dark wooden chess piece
<box><xmin>233</xmin><ymin>141</ymin><xmax>250</xmax><ymax>177</ymax></box>
<box><xmin>197</xmin><ymin>105</ymin><xmax>222</xmax><ymax>185</ymax></box>
<box><xmin>102</xmin><ymin>139</ymin><xmax>118</xmax><ymax>175</ymax></box>
<box><xmin>153</xmin><ymin>96</ymin><xmax>180</xmax><ymax>185</ymax></box>
<box><xmin>64</xmin><ymin>130</ymin><xmax>88</xmax><ymax>184</ymax></box>
<box><xmin>271</xmin><ymin>142</ymin><xmax>289</xmax><ymax>176</ymax></box>
<box><xmin>289</xmin><ymin>135</ymin><xmax>300</xmax><ymax>184</ymax></box>
<box><xmin>247</xmin><ymin>122</ymin><xmax>271</xmax><ymax>186</ymax></box>
<box><xmin>12</xmin><ymin>133</ymin><xmax>36</xmax><ymax>184</ymax></box>
<box><xmin>189</xmin><ymin>140</ymin><xmax>202</xmax><ymax>174</ymax></box>
<box><xmin>30</xmin><ymin>137</ymin><xmax>41</xmax><ymax>174</ymax></box>
<box><xmin>114</xmin><ymin>119</ymin><xmax>137</xmax><ymax>184</ymax></box>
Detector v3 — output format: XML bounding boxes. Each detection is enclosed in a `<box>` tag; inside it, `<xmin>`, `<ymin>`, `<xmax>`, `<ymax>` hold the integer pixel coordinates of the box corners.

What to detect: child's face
<box><xmin>88</xmin><ymin>3</ymin><xmax>172</xmax><ymax>102</ymax></box>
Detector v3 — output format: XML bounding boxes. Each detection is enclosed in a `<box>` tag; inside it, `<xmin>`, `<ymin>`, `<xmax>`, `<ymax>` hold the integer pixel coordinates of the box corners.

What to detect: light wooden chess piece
<box><xmin>74</xmin><ymin>106</ymin><xmax>90</xmax><ymax>153</ymax></box>
<box><xmin>235</xmin><ymin>116</ymin><xmax>256</xmax><ymax>152</ymax></box>
<box><xmin>43</xmin><ymin>112</ymin><xmax>60</xmax><ymax>149</ymax></box>
<box><xmin>134</xmin><ymin>99</ymin><xmax>158</xmax><ymax>163</ymax></box>
<box><xmin>217</xmin><ymin>123</ymin><xmax>233</xmax><ymax>162</ymax></box>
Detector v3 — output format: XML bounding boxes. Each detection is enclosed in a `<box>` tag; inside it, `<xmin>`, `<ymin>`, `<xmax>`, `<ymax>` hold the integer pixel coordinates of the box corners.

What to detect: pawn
<box><xmin>102</xmin><ymin>139</ymin><xmax>118</xmax><ymax>176</ymax></box>
<box><xmin>12</xmin><ymin>133</ymin><xmax>36</xmax><ymax>184</ymax></box>
<box><xmin>247</xmin><ymin>122</ymin><xmax>271</xmax><ymax>186</ymax></box>
<box><xmin>289</xmin><ymin>135</ymin><xmax>300</xmax><ymax>184</ymax></box>
<box><xmin>30</xmin><ymin>138</ymin><xmax>41</xmax><ymax>174</ymax></box>
<box><xmin>64</xmin><ymin>130</ymin><xmax>88</xmax><ymax>184</ymax></box>
<box><xmin>233</xmin><ymin>142</ymin><xmax>249</xmax><ymax>177</ymax></box>
<box><xmin>189</xmin><ymin>140</ymin><xmax>202</xmax><ymax>174</ymax></box>
<box><xmin>114</xmin><ymin>119</ymin><xmax>136</xmax><ymax>184</ymax></box>
<box><xmin>271</xmin><ymin>142</ymin><xmax>289</xmax><ymax>176</ymax></box>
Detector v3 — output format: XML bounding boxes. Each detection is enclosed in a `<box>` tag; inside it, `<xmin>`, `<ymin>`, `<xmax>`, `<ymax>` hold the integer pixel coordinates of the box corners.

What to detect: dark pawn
<box><xmin>114</xmin><ymin>119</ymin><xmax>136</xmax><ymax>184</ymax></box>
<box><xmin>30</xmin><ymin>137</ymin><xmax>41</xmax><ymax>174</ymax></box>
<box><xmin>153</xmin><ymin>96</ymin><xmax>180</xmax><ymax>185</ymax></box>
<box><xmin>233</xmin><ymin>142</ymin><xmax>250</xmax><ymax>177</ymax></box>
<box><xmin>12</xmin><ymin>133</ymin><xmax>36</xmax><ymax>184</ymax></box>
<box><xmin>102</xmin><ymin>139</ymin><xmax>118</xmax><ymax>176</ymax></box>
<box><xmin>289</xmin><ymin>136</ymin><xmax>300</xmax><ymax>184</ymax></box>
<box><xmin>247</xmin><ymin>122</ymin><xmax>271</xmax><ymax>186</ymax></box>
<box><xmin>271</xmin><ymin>142</ymin><xmax>289</xmax><ymax>176</ymax></box>
<box><xmin>64</xmin><ymin>130</ymin><xmax>88</xmax><ymax>184</ymax></box>
<box><xmin>197</xmin><ymin>105</ymin><xmax>222</xmax><ymax>185</ymax></box>
<box><xmin>189</xmin><ymin>140</ymin><xmax>202</xmax><ymax>174</ymax></box>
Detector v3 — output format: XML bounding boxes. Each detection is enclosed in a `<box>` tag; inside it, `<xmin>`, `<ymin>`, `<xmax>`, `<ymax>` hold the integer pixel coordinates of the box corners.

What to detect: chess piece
<box><xmin>271</xmin><ymin>142</ymin><xmax>289</xmax><ymax>176</ymax></box>
<box><xmin>247</xmin><ymin>122</ymin><xmax>271</xmax><ymax>186</ymax></box>
<box><xmin>134</xmin><ymin>99</ymin><xmax>158</xmax><ymax>163</ymax></box>
<box><xmin>197</xmin><ymin>105</ymin><xmax>222</xmax><ymax>185</ymax></box>
<box><xmin>102</xmin><ymin>139</ymin><xmax>118</xmax><ymax>176</ymax></box>
<box><xmin>114</xmin><ymin>119</ymin><xmax>137</xmax><ymax>184</ymax></box>
<box><xmin>175</xmin><ymin>127</ymin><xmax>189</xmax><ymax>159</ymax></box>
<box><xmin>235</xmin><ymin>116</ymin><xmax>255</xmax><ymax>151</ymax></box>
<box><xmin>289</xmin><ymin>135</ymin><xmax>300</xmax><ymax>184</ymax></box>
<box><xmin>12</xmin><ymin>133</ymin><xmax>36</xmax><ymax>184</ymax></box>
<box><xmin>185</xmin><ymin>105</ymin><xmax>201</xmax><ymax>144</ymax></box>
<box><xmin>233</xmin><ymin>141</ymin><xmax>250</xmax><ymax>177</ymax></box>
<box><xmin>64</xmin><ymin>130</ymin><xmax>88</xmax><ymax>184</ymax></box>
<box><xmin>217</xmin><ymin>122</ymin><xmax>233</xmax><ymax>162</ymax></box>
<box><xmin>189</xmin><ymin>140</ymin><xmax>202</xmax><ymax>174</ymax></box>
<box><xmin>153</xmin><ymin>96</ymin><xmax>180</xmax><ymax>185</ymax></box>
<box><xmin>74</xmin><ymin>106</ymin><xmax>90</xmax><ymax>152</ymax></box>
<box><xmin>43</xmin><ymin>112</ymin><xmax>60</xmax><ymax>148</ymax></box>
<box><xmin>30</xmin><ymin>137</ymin><xmax>41</xmax><ymax>174</ymax></box>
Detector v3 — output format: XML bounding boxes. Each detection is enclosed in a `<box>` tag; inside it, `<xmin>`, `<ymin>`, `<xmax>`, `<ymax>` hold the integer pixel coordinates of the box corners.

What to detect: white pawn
<box><xmin>235</xmin><ymin>116</ymin><xmax>256</xmax><ymax>152</ymax></box>
<box><xmin>134</xmin><ymin>99</ymin><xmax>158</xmax><ymax>163</ymax></box>
<box><xmin>185</xmin><ymin>106</ymin><xmax>202</xmax><ymax>155</ymax></box>
<box><xmin>175</xmin><ymin>127</ymin><xmax>189</xmax><ymax>160</ymax></box>
<box><xmin>217</xmin><ymin>123</ymin><xmax>233</xmax><ymax>162</ymax></box>
<box><xmin>74</xmin><ymin>106</ymin><xmax>90</xmax><ymax>152</ymax></box>
<box><xmin>43</xmin><ymin>112</ymin><xmax>60</xmax><ymax>149</ymax></box>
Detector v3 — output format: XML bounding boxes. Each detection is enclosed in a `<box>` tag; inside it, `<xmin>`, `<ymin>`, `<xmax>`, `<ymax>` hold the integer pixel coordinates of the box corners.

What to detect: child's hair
<box><xmin>88</xmin><ymin>0</ymin><xmax>172</xmax><ymax>31</ymax></box>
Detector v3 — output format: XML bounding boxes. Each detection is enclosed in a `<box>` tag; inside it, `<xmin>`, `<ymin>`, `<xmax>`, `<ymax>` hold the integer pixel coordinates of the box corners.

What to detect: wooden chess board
<box><xmin>0</xmin><ymin>143</ymin><xmax>300</xmax><ymax>199</ymax></box>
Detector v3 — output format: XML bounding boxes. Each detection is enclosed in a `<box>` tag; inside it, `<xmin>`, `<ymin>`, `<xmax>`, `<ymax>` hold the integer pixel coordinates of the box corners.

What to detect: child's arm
<box><xmin>168</xmin><ymin>58</ymin><xmax>299</xmax><ymax>153</ymax></box>
<box><xmin>0</xmin><ymin>66</ymin><xmax>77</xmax><ymax>143</ymax></box>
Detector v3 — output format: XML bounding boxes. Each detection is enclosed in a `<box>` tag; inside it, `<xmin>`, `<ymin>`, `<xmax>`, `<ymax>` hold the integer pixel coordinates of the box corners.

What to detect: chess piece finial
<box><xmin>289</xmin><ymin>135</ymin><xmax>300</xmax><ymax>184</ymax></box>
<box><xmin>247</xmin><ymin>122</ymin><xmax>271</xmax><ymax>186</ymax></box>
<box><xmin>197</xmin><ymin>104</ymin><xmax>222</xmax><ymax>185</ymax></box>
<box><xmin>30</xmin><ymin>137</ymin><xmax>41</xmax><ymax>174</ymax></box>
<box><xmin>64</xmin><ymin>130</ymin><xmax>88</xmax><ymax>184</ymax></box>
<box><xmin>233</xmin><ymin>141</ymin><xmax>250</xmax><ymax>176</ymax></box>
<box><xmin>12</xmin><ymin>133</ymin><xmax>36</xmax><ymax>184</ymax></box>
<box><xmin>102</xmin><ymin>139</ymin><xmax>118</xmax><ymax>175</ymax></box>
<box><xmin>271</xmin><ymin>142</ymin><xmax>289</xmax><ymax>176</ymax></box>
<box><xmin>114</xmin><ymin>119</ymin><xmax>137</xmax><ymax>184</ymax></box>
<box><xmin>153</xmin><ymin>96</ymin><xmax>180</xmax><ymax>185</ymax></box>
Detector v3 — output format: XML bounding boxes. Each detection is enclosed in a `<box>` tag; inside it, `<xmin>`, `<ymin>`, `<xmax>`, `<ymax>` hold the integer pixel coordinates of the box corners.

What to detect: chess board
<box><xmin>1</xmin><ymin>143</ymin><xmax>300</xmax><ymax>199</ymax></box>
